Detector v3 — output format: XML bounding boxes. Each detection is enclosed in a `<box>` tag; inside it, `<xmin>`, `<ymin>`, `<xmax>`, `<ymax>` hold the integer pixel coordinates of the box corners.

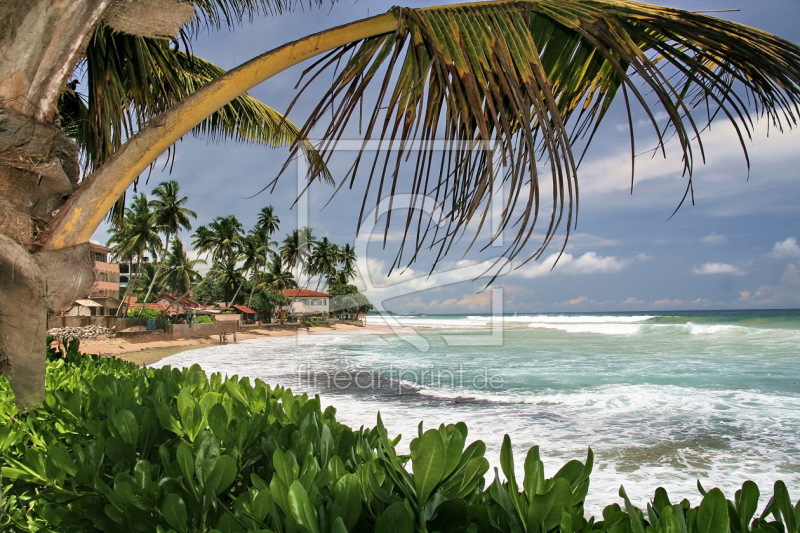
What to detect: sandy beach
<box><xmin>80</xmin><ymin>323</ymin><xmax>387</xmax><ymax>366</ymax></box>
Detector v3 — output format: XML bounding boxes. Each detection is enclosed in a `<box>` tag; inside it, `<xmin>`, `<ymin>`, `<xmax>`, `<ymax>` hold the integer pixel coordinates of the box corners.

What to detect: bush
<box><xmin>1</xmin><ymin>356</ymin><xmax>796</xmax><ymax>532</ymax></box>
<box><xmin>193</xmin><ymin>315</ymin><xmax>212</xmax><ymax>324</ymax></box>
<box><xmin>125</xmin><ymin>307</ymin><xmax>161</xmax><ymax>319</ymax></box>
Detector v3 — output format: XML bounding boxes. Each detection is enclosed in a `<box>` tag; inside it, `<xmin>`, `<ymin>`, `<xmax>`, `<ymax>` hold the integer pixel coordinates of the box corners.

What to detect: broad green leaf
<box><xmin>376</xmin><ymin>501</ymin><xmax>414</xmax><ymax>533</ymax></box>
<box><xmin>500</xmin><ymin>435</ymin><xmax>518</xmax><ymax>495</ymax></box>
<box><xmin>659</xmin><ymin>505</ymin><xmax>687</xmax><ymax>533</ymax></box>
<box><xmin>112</xmin><ymin>409</ymin><xmax>139</xmax><ymax>446</ymax></box>
<box><xmin>331</xmin><ymin>474</ymin><xmax>362</xmax><ymax>530</ymax></box>
<box><xmin>205</xmin><ymin>455</ymin><xmax>237</xmax><ymax>496</ymax></box>
<box><xmin>736</xmin><ymin>480</ymin><xmax>760</xmax><ymax>533</ymax></box>
<box><xmin>412</xmin><ymin>429</ymin><xmax>447</xmax><ymax>505</ymax></box>
<box><xmin>524</xmin><ymin>446</ymin><xmax>545</xmax><ymax>498</ymax></box>
<box><xmin>620</xmin><ymin>486</ymin><xmax>647</xmax><ymax>533</ymax></box>
<box><xmin>772</xmin><ymin>481</ymin><xmax>797</xmax><ymax>533</ymax></box>
<box><xmin>697</xmin><ymin>488</ymin><xmax>730</xmax><ymax>533</ymax></box>
<box><xmin>162</xmin><ymin>493</ymin><xmax>189</xmax><ymax>533</ymax></box>
<box><xmin>47</xmin><ymin>441</ymin><xmax>79</xmax><ymax>477</ymax></box>
<box><xmin>288</xmin><ymin>480</ymin><xmax>319</xmax><ymax>533</ymax></box>
<box><xmin>526</xmin><ymin>477</ymin><xmax>573</xmax><ymax>532</ymax></box>
<box><xmin>176</xmin><ymin>442</ymin><xmax>195</xmax><ymax>484</ymax></box>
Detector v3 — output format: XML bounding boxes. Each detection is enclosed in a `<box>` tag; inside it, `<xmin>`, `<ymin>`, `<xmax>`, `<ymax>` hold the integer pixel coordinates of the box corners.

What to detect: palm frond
<box><xmin>282</xmin><ymin>0</ymin><xmax>800</xmax><ymax>274</ymax></box>
<box><xmin>186</xmin><ymin>0</ymin><xmax>333</xmax><ymax>33</ymax></box>
<box><xmin>61</xmin><ymin>24</ymin><xmax>331</xmax><ymax>182</ymax></box>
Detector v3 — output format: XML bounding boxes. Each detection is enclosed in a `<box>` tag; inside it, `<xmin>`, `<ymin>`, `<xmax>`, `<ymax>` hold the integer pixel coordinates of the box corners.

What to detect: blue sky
<box><xmin>95</xmin><ymin>0</ymin><xmax>800</xmax><ymax>313</ymax></box>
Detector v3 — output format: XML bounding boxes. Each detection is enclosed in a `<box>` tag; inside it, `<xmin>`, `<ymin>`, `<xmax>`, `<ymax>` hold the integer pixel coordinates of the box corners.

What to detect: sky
<box><xmin>94</xmin><ymin>0</ymin><xmax>800</xmax><ymax>314</ymax></box>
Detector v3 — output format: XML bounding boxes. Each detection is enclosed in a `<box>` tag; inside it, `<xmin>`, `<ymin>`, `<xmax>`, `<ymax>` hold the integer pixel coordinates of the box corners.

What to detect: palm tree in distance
<box><xmin>280</xmin><ymin>227</ymin><xmax>316</xmax><ymax>283</ymax></box>
<box><xmin>337</xmin><ymin>244</ymin><xmax>358</xmax><ymax>284</ymax></box>
<box><xmin>309</xmin><ymin>237</ymin><xmax>340</xmax><ymax>291</ymax></box>
<box><xmin>192</xmin><ymin>215</ymin><xmax>244</xmax><ymax>267</ymax></box>
<box><xmin>192</xmin><ymin>215</ymin><xmax>245</xmax><ymax>305</ymax></box>
<box><xmin>234</xmin><ymin>232</ymin><xmax>270</xmax><ymax>307</ymax></box>
<box><xmin>162</xmin><ymin>238</ymin><xmax>205</xmax><ymax>295</ymax></box>
<box><xmin>246</xmin><ymin>206</ymin><xmax>281</xmax><ymax>306</ymax></box>
<box><xmin>256</xmin><ymin>206</ymin><xmax>280</xmax><ymax>238</ymax></box>
<box><xmin>141</xmin><ymin>180</ymin><xmax>197</xmax><ymax>305</ymax></box>
<box><xmin>107</xmin><ymin>193</ymin><xmax>162</xmax><ymax>315</ymax></box>
<box><xmin>259</xmin><ymin>253</ymin><xmax>298</xmax><ymax>292</ymax></box>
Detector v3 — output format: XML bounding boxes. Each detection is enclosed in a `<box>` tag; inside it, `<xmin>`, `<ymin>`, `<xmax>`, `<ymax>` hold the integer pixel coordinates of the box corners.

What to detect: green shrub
<box><xmin>125</xmin><ymin>307</ymin><xmax>161</xmax><ymax>319</ymax></box>
<box><xmin>1</xmin><ymin>356</ymin><xmax>797</xmax><ymax>532</ymax></box>
<box><xmin>193</xmin><ymin>315</ymin><xmax>212</xmax><ymax>324</ymax></box>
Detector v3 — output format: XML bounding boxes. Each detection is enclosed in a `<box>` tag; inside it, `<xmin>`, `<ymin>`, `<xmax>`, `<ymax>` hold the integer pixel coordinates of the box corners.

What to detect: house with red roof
<box><xmin>281</xmin><ymin>289</ymin><xmax>332</xmax><ymax>316</ymax></box>
<box><xmin>155</xmin><ymin>293</ymin><xmax>207</xmax><ymax>315</ymax></box>
<box><xmin>230</xmin><ymin>304</ymin><xmax>258</xmax><ymax>323</ymax></box>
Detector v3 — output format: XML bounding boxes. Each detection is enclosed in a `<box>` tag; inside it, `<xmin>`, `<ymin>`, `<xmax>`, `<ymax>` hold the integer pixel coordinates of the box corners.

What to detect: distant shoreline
<box><xmin>79</xmin><ymin>323</ymin><xmax>389</xmax><ymax>367</ymax></box>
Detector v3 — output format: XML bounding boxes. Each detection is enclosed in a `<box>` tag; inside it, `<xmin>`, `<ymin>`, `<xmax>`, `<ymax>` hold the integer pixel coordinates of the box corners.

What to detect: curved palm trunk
<box><xmin>44</xmin><ymin>12</ymin><xmax>398</xmax><ymax>251</ymax></box>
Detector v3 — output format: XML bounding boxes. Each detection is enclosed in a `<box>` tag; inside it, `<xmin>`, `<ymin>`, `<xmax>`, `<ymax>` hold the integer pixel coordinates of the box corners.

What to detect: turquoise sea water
<box><xmin>154</xmin><ymin>309</ymin><xmax>800</xmax><ymax>514</ymax></box>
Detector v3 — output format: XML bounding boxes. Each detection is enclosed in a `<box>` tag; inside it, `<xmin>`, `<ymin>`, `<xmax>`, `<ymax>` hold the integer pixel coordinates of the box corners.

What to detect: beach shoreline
<box><xmin>79</xmin><ymin>323</ymin><xmax>389</xmax><ymax>367</ymax></box>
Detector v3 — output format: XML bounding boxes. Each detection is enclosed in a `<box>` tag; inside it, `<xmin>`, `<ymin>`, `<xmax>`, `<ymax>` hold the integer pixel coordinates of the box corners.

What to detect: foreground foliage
<box><xmin>1</xmin><ymin>356</ymin><xmax>798</xmax><ymax>532</ymax></box>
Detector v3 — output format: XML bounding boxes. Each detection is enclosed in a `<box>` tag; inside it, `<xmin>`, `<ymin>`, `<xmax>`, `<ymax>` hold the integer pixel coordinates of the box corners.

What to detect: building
<box><xmin>155</xmin><ymin>293</ymin><xmax>207</xmax><ymax>317</ymax></box>
<box><xmin>281</xmin><ymin>289</ymin><xmax>332</xmax><ymax>316</ymax></box>
<box><xmin>61</xmin><ymin>243</ymin><xmax>120</xmax><ymax>316</ymax></box>
<box><xmin>230</xmin><ymin>304</ymin><xmax>258</xmax><ymax>323</ymax></box>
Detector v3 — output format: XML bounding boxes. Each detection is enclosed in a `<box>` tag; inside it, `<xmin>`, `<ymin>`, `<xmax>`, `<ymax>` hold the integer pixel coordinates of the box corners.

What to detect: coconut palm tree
<box><xmin>162</xmin><ymin>237</ymin><xmax>205</xmax><ymax>295</ymax></box>
<box><xmin>309</xmin><ymin>237</ymin><xmax>340</xmax><ymax>291</ymax></box>
<box><xmin>192</xmin><ymin>215</ymin><xmax>244</xmax><ymax>266</ymax></box>
<box><xmin>141</xmin><ymin>180</ymin><xmax>197</xmax><ymax>303</ymax></box>
<box><xmin>256</xmin><ymin>206</ymin><xmax>281</xmax><ymax>238</ymax></box>
<box><xmin>5</xmin><ymin>1</ymin><xmax>800</xmax><ymax>410</ymax></box>
<box><xmin>259</xmin><ymin>253</ymin><xmax>298</xmax><ymax>292</ymax></box>
<box><xmin>337</xmin><ymin>243</ymin><xmax>358</xmax><ymax>283</ymax></box>
<box><xmin>244</xmin><ymin>206</ymin><xmax>281</xmax><ymax>305</ymax></box>
<box><xmin>107</xmin><ymin>193</ymin><xmax>162</xmax><ymax>314</ymax></box>
<box><xmin>280</xmin><ymin>227</ymin><xmax>316</xmax><ymax>280</ymax></box>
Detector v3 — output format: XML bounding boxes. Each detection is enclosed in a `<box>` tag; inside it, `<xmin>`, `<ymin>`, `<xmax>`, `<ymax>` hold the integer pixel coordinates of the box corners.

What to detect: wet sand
<box><xmin>79</xmin><ymin>324</ymin><xmax>387</xmax><ymax>366</ymax></box>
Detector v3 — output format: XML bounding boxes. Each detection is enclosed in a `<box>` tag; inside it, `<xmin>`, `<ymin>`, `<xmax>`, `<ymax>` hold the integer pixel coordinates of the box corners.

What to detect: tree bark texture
<box><xmin>0</xmin><ymin>108</ymin><xmax>95</xmax><ymax>410</ymax></box>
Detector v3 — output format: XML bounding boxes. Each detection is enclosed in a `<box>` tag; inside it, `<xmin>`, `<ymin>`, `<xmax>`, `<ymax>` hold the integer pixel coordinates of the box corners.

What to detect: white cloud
<box><xmin>770</xmin><ymin>237</ymin><xmax>800</xmax><ymax>258</ymax></box>
<box><xmin>692</xmin><ymin>262</ymin><xmax>745</xmax><ymax>276</ymax></box>
<box><xmin>702</xmin><ymin>233</ymin><xmax>727</xmax><ymax>245</ymax></box>
<box><xmin>513</xmin><ymin>251</ymin><xmax>628</xmax><ymax>278</ymax></box>
<box><xmin>738</xmin><ymin>263</ymin><xmax>800</xmax><ymax>307</ymax></box>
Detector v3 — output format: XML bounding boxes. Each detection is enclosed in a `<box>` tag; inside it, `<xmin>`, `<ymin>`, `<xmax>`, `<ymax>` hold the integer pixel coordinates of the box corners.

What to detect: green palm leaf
<box><xmin>283</xmin><ymin>0</ymin><xmax>800</xmax><ymax>274</ymax></box>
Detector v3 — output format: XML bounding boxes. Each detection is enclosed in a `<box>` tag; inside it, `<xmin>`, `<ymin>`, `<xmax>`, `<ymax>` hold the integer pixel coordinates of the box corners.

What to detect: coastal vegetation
<box><xmin>2</xmin><ymin>354</ymin><xmax>798</xmax><ymax>532</ymax></box>
<box><xmin>107</xmin><ymin>185</ymin><xmax>371</xmax><ymax>321</ymax></box>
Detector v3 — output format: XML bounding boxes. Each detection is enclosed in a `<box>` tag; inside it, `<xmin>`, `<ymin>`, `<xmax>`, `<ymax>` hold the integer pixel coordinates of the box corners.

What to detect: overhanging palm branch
<box><xmin>279</xmin><ymin>0</ymin><xmax>800</xmax><ymax>277</ymax></box>
<box><xmin>59</xmin><ymin>23</ymin><xmax>331</xmax><ymax>221</ymax></box>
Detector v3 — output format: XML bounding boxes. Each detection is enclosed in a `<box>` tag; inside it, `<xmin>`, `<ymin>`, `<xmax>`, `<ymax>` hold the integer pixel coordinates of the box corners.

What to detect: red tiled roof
<box><xmin>281</xmin><ymin>289</ymin><xmax>332</xmax><ymax>298</ymax></box>
<box><xmin>231</xmin><ymin>304</ymin><xmax>257</xmax><ymax>314</ymax></box>
<box><xmin>89</xmin><ymin>242</ymin><xmax>111</xmax><ymax>253</ymax></box>
<box><xmin>158</xmin><ymin>292</ymin><xmax>206</xmax><ymax>309</ymax></box>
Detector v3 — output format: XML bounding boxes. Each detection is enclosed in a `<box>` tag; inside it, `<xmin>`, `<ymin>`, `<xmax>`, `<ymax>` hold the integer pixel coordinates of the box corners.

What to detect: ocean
<box><xmin>152</xmin><ymin>309</ymin><xmax>800</xmax><ymax>515</ymax></box>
